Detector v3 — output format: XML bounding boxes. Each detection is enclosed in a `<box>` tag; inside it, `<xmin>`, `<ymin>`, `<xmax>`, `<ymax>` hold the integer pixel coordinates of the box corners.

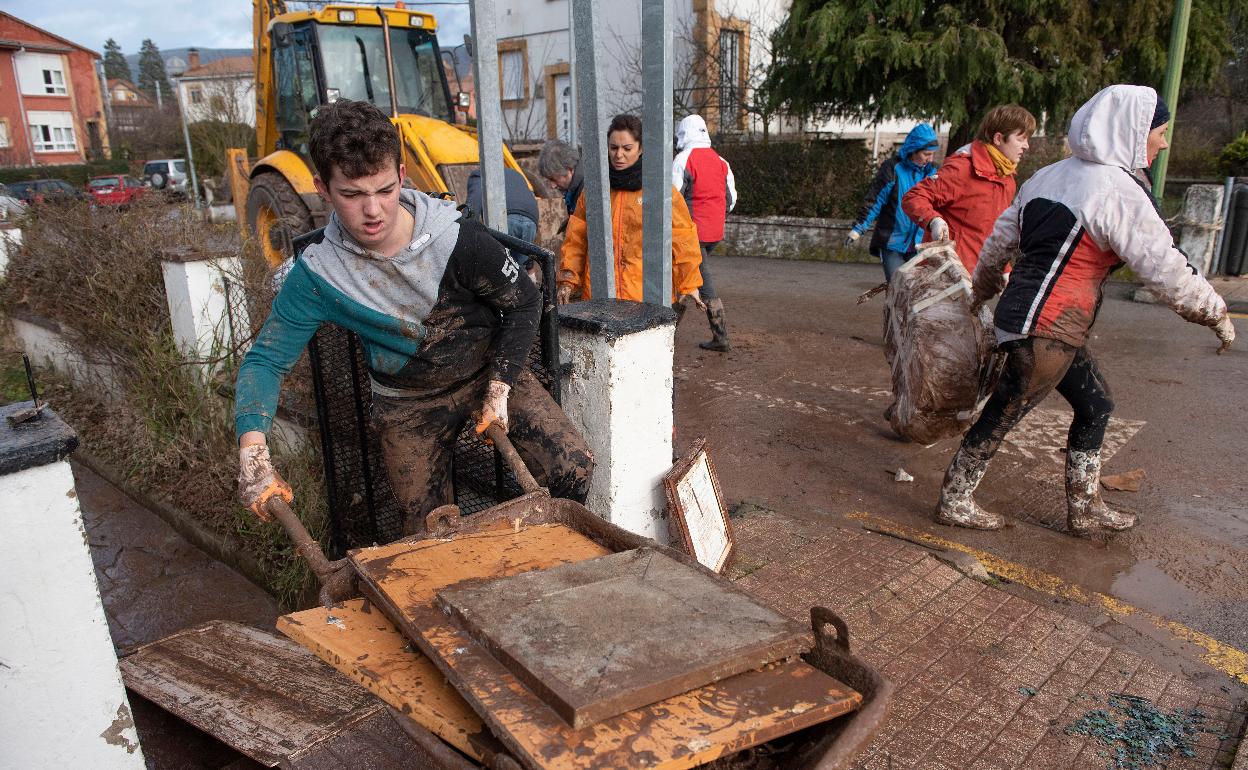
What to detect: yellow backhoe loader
<box><xmin>230</xmin><ymin>0</ymin><xmax>526</xmax><ymax>267</ymax></box>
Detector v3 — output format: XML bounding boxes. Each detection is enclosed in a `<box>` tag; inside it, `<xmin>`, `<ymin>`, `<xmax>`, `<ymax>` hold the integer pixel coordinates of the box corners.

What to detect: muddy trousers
<box><xmin>696</xmin><ymin>241</ymin><xmax>731</xmax><ymax>350</ymax></box>
<box><xmin>962</xmin><ymin>337</ymin><xmax>1115</xmax><ymax>459</ymax></box>
<box><xmin>372</xmin><ymin>369</ymin><xmax>594</xmax><ymax>536</ymax></box>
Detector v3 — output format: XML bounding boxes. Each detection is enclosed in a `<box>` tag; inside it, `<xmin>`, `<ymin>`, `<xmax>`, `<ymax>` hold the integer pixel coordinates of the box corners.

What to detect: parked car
<box><xmin>7</xmin><ymin>179</ymin><xmax>89</xmax><ymax>206</ymax></box>
<box><xmin>0</xmin><ymin>182</ymin><xmax>27</xmax><ymax>220</ymax></box>
<box><xmin>87</xmin><ymin>175</ymin><xmax>146</xmax><ymax>207</ymax></box>
<box><xmin>142</xmin><ymin>159</ymin><xmax>189</xmax><ymax>195</ymax></box>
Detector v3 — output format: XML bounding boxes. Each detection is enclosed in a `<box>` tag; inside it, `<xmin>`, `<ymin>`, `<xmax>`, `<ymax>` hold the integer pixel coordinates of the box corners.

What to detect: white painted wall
<box><xmin>161</xmin><ymin>257</ymin><xmax>248</xmax><ymax>373</ymax></box>
<box><xmin>0</xmin><ymin>459</ymin><xmax>145</xmax><ymax>767</ymax></box>
<box><xmin>12</xmin><ymin>317</ymin><xmax>123</xmax><ymax>399</ymax></box>
<box><xmin>0</xmin><ymin>226</ymin><xmax>21</xmax><ymax>278</ymax></box>
<box><xmin>560</xmin><ymin>322</ymin><xmax>675</xmax><ymax>543</ymax></box>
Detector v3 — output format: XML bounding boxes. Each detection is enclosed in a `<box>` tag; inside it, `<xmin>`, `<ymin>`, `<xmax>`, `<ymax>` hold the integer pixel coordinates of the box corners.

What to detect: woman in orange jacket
<box><xmin>557</xmin><ymin>114</ymin><xmax>704</xmax><ymax>306</ymax></box>
<box><xmin>903</xmin><ymin>105</ymin><xmax>1037</xmax><ymax>274</ymax></box>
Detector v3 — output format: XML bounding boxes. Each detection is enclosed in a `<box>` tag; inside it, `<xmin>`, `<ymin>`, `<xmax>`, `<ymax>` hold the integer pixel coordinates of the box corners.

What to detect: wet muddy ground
<box><xmin>673</xmin><ymin>256</ymin><xmax>1247</xmax><ymax>686</ymax></box>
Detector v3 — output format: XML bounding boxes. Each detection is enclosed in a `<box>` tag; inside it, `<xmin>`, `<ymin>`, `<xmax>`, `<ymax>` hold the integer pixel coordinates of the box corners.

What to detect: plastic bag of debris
<box><xmin>882</xmin><ymin>240</ymin><xmax>997</xmax><ymax>443</ymax></box>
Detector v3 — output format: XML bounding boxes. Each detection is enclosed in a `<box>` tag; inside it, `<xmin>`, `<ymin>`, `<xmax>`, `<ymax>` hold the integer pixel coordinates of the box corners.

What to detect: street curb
<box><xmin>72</xmin><ymin>448</ymin><xmax>276</xmax><ymax>599</ymax></box>
<box><xmin>1234</xmin><ymin>730</ymin><xmax>1248</xmax><ymax>770</ymax></box>
<box><xmin>1134</xmin><ymin>286</ymin><xmax>1248</xmax><ymax>315</ymax></box>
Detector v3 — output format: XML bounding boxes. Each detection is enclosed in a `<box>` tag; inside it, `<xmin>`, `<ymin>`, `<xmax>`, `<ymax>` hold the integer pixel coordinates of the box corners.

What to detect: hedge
<box><xmin>717</xmin><ymin>139</ymin><xmax>873</xmax><ymax>219</ymax></box>
<box><xmin>0</xmin><ymin>159</ymin><xmax>133</xmax><ymax>188</ymax></box>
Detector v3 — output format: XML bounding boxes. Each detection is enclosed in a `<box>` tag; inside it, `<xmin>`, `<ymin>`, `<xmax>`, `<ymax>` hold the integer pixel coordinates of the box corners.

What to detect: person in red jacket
<box><xmin>673</xmin><ymin>114</ymin><xmax>737</xmax><ymax>351</ymax></box>
<box><xmin>903</xmin><ymin>105</ymin><xmax>1037</xmax><ymax>274</ymax></box>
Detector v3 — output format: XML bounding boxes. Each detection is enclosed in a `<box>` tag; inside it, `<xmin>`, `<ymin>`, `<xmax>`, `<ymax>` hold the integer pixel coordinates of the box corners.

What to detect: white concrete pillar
<box><xmin>0</xmin><ymin>403</ymin><xmax>145</xmax><ymax>767</ymax></box>
<box><xmin>160</xmin><ymin>246</ymin><xmax>248</xmax><ymax>375</ymax></box>
<box><xmin>558</xmin><ymin>299</ymin><xmax>676</xmax><ymax>543</ymax></box>
<box><xmin>1179</xmin><ymin>184</ymin><xmax>1225</xmax><ymax>276</ymax></box>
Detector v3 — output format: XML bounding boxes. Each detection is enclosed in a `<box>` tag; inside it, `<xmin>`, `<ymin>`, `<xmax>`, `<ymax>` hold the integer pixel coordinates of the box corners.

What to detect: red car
<box><xmin>87</xmin><ymin>175</ymin><xmax>145</xmax><ymax>206</ymax></box>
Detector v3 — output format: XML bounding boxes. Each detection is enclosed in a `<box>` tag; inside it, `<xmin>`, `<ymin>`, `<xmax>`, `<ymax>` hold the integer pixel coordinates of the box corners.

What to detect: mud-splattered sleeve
<box><xmin>453</xmin><ymin>221</ymin><xmax>542</xmax><ymax>387</ymax></box>
<box><xmin>233</xmin><ymin>261</ymin><xmax>327</xmax><ymax>440</ymax></box>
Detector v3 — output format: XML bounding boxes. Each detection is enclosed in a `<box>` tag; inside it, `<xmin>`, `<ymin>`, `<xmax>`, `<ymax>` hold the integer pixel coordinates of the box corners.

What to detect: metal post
<box><xmin>174</xmin><ymin>85</ymin><xmax>202</xmax><ymax>208</ymax></box>
<box><xmin>572</xmin><ymin>0</ymin><xmax>615</xmax><ymax>298</ymax></box>
<box><xmin>641</xmin><ymin>0</ymin><xmax>673</xmax><ymax>305</ymax></box>
<box><xmin>1153</xmin><ymin>0</ymin><xmax>1192</xmax><ymax>200</ymax></box>
<box><xmin>470</xmin><ymin>0</ymin><xmax>507</xmax><ymax>230</ymax></box>
<box><xmin>567</xmin><ymin>2</ymin><xmax>577</xmax><ymax>147</ymax></box>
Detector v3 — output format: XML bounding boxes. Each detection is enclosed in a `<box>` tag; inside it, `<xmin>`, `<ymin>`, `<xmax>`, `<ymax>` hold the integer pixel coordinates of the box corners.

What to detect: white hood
<box><xmin>676</xmin><ymin>114</ymin><xmax>712</xmax><ymax>151</ymax></box>
<box><xmin>1067</xmin><ymin>84</ymin><xmax>1156</xmax><ymax>171</ymax></box>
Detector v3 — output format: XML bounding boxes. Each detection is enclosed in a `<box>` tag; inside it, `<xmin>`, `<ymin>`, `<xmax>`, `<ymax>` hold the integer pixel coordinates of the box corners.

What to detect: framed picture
<box><xmin>663</xmin><ymin>438</ymin><xmax>734</xmax><ymax>573</ymax></box>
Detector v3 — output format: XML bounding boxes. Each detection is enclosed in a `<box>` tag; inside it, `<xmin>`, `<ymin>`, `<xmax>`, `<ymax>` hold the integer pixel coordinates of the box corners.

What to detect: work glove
<box><xmin>238</xmin><ymin>443</ymin><xmax>293</xmax><ymax>521</ymax></box>
<box><xmin>556</xmin><ymin>284</ymin><xmax>574</xmax><ymax>305</ymax></box>
<box><xmin>843</xmin><ymin>229</ymin><xmax>861</xmax><ymax>249</ymax></box>
<box><xmin>678</xmin><ymin>287</ymin><xmax>707</xmax><ymax>311</ymax></box>
<box><xmin>475</xmin><ymin>380</ymin><xmax>511</xmax><ymax>434</ymax></box>
<box><xmin>1214</xmin><ymin>314</ymin><xmax>1236</xmax><ymax>354</ymax></box>
<box><xmin>929</xmin><ymin>218</ymin><xmax>949</xmax><ymax>241</ymax></box>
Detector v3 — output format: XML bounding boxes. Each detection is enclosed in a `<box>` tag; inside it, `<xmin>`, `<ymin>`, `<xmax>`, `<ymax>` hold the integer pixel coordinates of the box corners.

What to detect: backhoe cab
<box><xmin>238</xmin><ymin>1</ymin><xmax>523</xmax><ymax>267</ymax></box>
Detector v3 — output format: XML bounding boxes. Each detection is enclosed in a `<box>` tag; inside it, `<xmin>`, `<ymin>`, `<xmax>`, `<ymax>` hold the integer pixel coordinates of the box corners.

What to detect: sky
<box><xmin>8</xmin><ymin>0</ymin><xmax>472</xmax><ymax>55</ymax></box>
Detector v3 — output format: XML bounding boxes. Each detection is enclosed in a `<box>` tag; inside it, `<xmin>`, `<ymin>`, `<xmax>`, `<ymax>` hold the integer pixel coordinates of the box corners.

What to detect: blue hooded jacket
<box><xmin>852</xmin><ymin>123</ymin><xmax>939</xmax><ymax>254</ymax></box>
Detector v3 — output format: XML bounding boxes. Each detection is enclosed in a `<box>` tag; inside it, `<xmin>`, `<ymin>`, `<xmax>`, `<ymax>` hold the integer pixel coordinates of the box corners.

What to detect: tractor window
<box><xmin>273</xmin><ymin>25</ymin><xmax>321</xmax><ymax>155</ymax></box>
<box><xmin>317</xmin><ymin>25</ymin><xmax>449</xmax><ymax>119</ymax></box>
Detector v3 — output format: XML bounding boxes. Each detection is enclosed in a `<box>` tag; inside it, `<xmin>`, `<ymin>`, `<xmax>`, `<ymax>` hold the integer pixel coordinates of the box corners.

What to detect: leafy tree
<box><xmin>765</xmin><ymin>0</ymin><xmax>1248</xmax><ymax>147</ymax></box>
<box><xmin>137</xmin><ymin>39</ymin><xmax>174</xmax><ymax>103</ymax></box>
<box><xmin>103</xmin><ymin>39</ymin><xmax>131</xmax><ymax>83</ymax></box>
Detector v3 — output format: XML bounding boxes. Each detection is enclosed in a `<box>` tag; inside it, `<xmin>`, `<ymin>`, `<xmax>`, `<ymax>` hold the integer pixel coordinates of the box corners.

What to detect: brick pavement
<box><xmin>727</xmin><ymin>511</ymin><xmax>1246</xmax><ymax>770</ymax></box>
<box><xmin>1211</xmin><ymin>276</ymin><xmax>1248</xmax><ymax>312</ymax></box>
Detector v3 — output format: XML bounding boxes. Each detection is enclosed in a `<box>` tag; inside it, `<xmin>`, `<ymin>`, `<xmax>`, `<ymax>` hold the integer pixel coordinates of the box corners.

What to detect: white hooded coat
<box><xmin>672</xmin><ymin>115</ymin><xmax>737</xmax><ymax>242</ymax></box>
<box><xmin>974</xmin><ymin>85</ymin><xmax>1226</xmax><ymax>346</ymax></box>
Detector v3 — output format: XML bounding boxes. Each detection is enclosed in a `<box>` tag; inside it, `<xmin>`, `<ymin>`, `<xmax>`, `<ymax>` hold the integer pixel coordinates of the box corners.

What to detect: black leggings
<box><xmin>963</xmin><ymin>337</ymin><xmax>1114</xmax><ymax>456</ymax></box>
<box><xmin>699</xmin><ymin>241</ymin><xmax>720</xmax><ymax>300</ymax></box>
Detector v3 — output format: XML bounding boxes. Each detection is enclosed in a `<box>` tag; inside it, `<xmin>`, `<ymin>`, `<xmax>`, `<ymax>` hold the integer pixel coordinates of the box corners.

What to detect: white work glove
<box><xmin>556</xmin><ymin>284</ymin><xmax>574</xmax><ymax>305</ymax></box>
<box><xmin>929</xmin><ymin>218</ymin><xmax>949</xmax><ymax>241</ymax></box>
<box><xmin>1214</xmin><ymin>314</ymin><xmax>1236</xmax><ymax>355</ymax></box>
<box><xmin>678</xmin><ymin>287</ymin><xmax>707</xmax><ymax>311</ymax></box>
<box><xmin>843</xmin><ymin>229</ymin><xmax>861</xmax><ymax>248</ymax></box>
<box><xmin>238</xmin><ymin>443</ymin><xmax>293</xmax><ymax>521</ymax></box>
<box><xmin>476</xmin><ymin>380</ymin><xmax>511</xmax><ymax>434</ymax></box>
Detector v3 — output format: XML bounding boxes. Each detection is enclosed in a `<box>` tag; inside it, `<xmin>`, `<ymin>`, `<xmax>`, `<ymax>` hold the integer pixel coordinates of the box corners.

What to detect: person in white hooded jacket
<box><xmin>934</xmin><ymin>84</ymin><xmax>1235</xmax><ymax>536</ymax></box>
<box><xmin>673</xmin><ymin>114</ymin><xmax>737</xmax><ymax>351</ymax></box>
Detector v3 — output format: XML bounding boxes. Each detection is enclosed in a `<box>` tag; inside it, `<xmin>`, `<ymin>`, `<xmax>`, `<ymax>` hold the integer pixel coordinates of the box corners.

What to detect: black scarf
<box><xmin>608</xmin><ymin>157</ymin><xmax>644</xmax><ymax>191</ymax></box>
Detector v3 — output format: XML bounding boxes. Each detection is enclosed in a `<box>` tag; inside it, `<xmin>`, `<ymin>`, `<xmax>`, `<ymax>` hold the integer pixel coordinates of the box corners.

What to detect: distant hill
<box><xmin>123</xmin><ymin>47</ymin><xmax>252</xmax><ymax>78</ymax></box>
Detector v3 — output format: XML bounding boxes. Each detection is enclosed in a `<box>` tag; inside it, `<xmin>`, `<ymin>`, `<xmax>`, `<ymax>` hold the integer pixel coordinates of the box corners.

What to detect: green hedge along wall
<box><xmin>717</xmin><ymin>139</ymin><xmax>873</xmax><ymax>219</ymax></box>
<box><xmin>0</xmin><ymin>160</ymin><xmax>134</xmax><ymax>188</ymax></box>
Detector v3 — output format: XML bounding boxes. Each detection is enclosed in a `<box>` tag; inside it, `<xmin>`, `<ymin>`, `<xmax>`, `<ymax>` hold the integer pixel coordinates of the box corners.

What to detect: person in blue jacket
<box><xmin>845</xmin><ymin>124</ymin><xmax>940</xmax><ymax>280</ymax></box>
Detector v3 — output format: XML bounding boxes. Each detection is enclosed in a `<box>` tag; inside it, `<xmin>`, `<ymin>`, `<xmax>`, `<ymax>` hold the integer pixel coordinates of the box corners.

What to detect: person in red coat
<box><xmin>903</xmin><ymin>105</ymin><xmax>1037</xmax><ymax>274</ymax></box>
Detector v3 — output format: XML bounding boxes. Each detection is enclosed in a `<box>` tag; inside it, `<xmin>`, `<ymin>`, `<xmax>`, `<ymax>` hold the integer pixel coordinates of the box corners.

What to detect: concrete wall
<box><xmin>720</xmin><ymin>213</ymin><xmax>868</xmax><ymax>262</ymax></box>
<box><xmin>0</xmin><ymin>457</ymin><xmax>144</xmax><ymax>766</ymax></box>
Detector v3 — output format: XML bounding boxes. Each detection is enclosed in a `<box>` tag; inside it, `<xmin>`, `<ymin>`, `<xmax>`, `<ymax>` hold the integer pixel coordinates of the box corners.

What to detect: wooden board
<box><xmin>120</xmin><ymin>621</ymin><xmax>392</xmax><ymax>767</ymax></box>
<box><xmin>280</xmin><ymin>706</ymin><xmax>477</xmax><ymax>770</ymax></box>
<box><xmin>350</xmin><ymin>526</ymin><xmax>862</xmax><ymax>770</ymax></box>
<box><xmin>436</xmin><ymin>548</ymin><xmax>809</xmax><ymax>727</ymax></box>
<box><xmin>278</xmin><ymin>598</ymin><xmax>505</xmax><ymax>762</ymax></box>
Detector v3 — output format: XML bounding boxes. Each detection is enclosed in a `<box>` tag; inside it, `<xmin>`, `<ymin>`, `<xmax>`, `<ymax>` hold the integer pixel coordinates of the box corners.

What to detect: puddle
<box><xmin>1111</xmin><ymin>559</ymin><xmax>1204</xmax><ymax>616</ymax></box>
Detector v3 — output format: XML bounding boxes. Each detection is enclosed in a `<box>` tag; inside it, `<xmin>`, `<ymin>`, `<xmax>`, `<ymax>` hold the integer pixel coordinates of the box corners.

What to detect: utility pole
<box><xmin>469</xmin><ymin>0</ymin><xmax>507</xmax><ymax>232</ymax></box>
<box><xmin>174</xmin><ymin>85</ymin><xmax>202</xmax><ymax>208</ymax></box>
<box><xmin>572</xmin><ymin>0</ymin><xmax>614</xmax><ymax>298</ymax></box>
<box><xmin>640</xmin><ymin>0</ymin><xmax>673</xmax><ymax>306</ymax></box>
<box><xmin>1153</xmin><ymin>0</ymin><xmax>1192</xmax><ymax>200</ymax></box>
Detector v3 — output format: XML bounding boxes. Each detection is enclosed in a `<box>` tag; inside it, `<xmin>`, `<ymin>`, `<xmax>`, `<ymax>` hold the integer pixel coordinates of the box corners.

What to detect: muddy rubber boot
<box><xmin>699</xmin><ymin>298</ymin><xmax>731</xmax><ymax>352</ymax></box>
<box><xmin>1065</xmin><ymin>449</ymin><xmax>1137</xmax><ymax>536</ymax></box>
<box><xmin>934</xmin><ymin>445</ymin><xmax>1005</xmax><ymax>530</ymax></box>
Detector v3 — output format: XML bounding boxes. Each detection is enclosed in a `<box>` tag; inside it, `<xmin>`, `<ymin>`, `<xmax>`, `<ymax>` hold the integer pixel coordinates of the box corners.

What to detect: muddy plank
<box><xmin>436</xmin><ymin>548</ymin><xmax>809</xmax><ymax>727</ymax></box>
<box><xmin>119</xmin><ymin>621</ymin><xmax>383</xmax><ymax>767</ymax></box>
<box><xmin>278</xmin><ymin>599</ymin><xmax>506</xmax><ymax>763</ymax></box>
<box><xmin>280</xmin><ymin>706</ymin><xmax>478</xmax><ymax>770</ymax></box>
<box><xmin>350</xmin><ymin>527</ymin><xmax>861</xmax><ymax>770</ymax></box>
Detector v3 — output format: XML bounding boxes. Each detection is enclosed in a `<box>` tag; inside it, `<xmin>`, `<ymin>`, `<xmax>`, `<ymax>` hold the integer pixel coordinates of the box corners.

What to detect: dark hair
<box><xmin>309</xmin><ymin>99</ymin><xmax>402</xmax><ymax>182</ymax></box>
<box><xmin>607</xmin><ymin>114</ymin><xmax>643</xmax><ymax>145</ymax></box>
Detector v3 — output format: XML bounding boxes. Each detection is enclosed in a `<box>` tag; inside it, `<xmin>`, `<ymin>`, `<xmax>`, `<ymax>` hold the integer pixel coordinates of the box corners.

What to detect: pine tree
<box><xmin>765</xmin><ymin>0</ymin><xmax>1248</xmax><ymax>146</ymax></box>
<box><xmin>137</xmin><ymin>39</ymin><xmax>174</xmax><ymax>103</ymax></box>
<box><xmin>103</xmin><ymin>39</ymin><xmax>131</xmax><ymax>83</ymax></box>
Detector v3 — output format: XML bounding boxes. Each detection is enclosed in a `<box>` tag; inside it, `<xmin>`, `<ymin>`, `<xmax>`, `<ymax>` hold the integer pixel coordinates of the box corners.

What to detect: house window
<box><xmin>27</xmin><ymin>111</ymin><xmax>77</xmax><ymax>153</ymax></box>
<box><xmin>498</xmin><ymin>41</ymin><xmax>528</xmax><ymax>104</ymax></box>
<box><xmin>0</xmin><ymin>120</ymin><xmax>9</xmax><ymax>148</ymax></box>
<box><xmin>189</xmin><ymin>86</ymin><xmax>204</xmax><ymax>105</ymax></box>
<box><xmin>718</xmin><ymin>28</ymin><xmax>742</xmax><ymax>119</ymax></box>
<box><xmin>16</xmin><ymin>52</ymin><xmax>69</xmax><ymax>96</ymax></box>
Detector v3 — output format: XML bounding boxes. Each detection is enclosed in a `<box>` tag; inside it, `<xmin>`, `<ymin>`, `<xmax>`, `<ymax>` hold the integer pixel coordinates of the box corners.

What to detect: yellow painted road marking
<box><xmin>846</xmin><ymin>510</ymin><xmax>1248</xmax><ymax>684</ymax></box>
<box><xmin>1229</xmin><ymin>312</ymin><xmax>1248</xmax><ymax>320</ymax></box>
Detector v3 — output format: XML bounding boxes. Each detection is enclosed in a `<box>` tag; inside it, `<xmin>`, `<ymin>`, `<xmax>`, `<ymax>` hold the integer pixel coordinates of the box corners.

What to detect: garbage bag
<box><xmin>883</xmin><ymin>240</ymin><xmax>996</xmax><ymax>443</ymax></box>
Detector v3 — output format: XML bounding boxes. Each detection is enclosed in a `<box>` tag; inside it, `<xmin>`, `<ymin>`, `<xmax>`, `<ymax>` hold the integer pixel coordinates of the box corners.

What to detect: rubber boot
<box><xmin>699</xmin><ymin>298</ymin><xmax>731</xmax><ymax>352</ymax></box>
<box><xmin>934</xmin><ymin>445</ymin><xmax>1005</xmax><ymax>530</ymax></box>
<box><xmin>1065</xmin><ymin>449</ymin><xmax>1137</xmax><ymax>536</ymax></box>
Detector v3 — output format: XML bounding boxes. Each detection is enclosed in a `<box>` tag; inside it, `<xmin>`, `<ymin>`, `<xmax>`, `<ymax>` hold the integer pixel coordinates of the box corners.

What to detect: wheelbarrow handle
<box><xmin>481</xmin><ymin>422</ymin><xmax>544</xmax><ymax>495</ymax></box>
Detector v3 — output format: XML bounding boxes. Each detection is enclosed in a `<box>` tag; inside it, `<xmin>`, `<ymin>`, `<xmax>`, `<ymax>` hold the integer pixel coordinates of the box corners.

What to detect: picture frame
<box><xmin>663</xmin><ymin>438</ymin><xmax>734</xmax><ymax>573</ymax></box>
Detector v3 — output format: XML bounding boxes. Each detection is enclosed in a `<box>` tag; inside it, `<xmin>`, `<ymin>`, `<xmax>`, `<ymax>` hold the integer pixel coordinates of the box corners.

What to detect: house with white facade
<box><xmin>174</xmin><ymin>50</ymin><xmax>255</xmax><ymax>126</ymax></box>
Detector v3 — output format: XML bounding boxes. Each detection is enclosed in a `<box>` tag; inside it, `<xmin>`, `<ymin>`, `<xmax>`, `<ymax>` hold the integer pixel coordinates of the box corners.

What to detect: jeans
<box><xmin>876</xmin><ymin>248</ymin><xmax>912</xmax><ymax>281</ymax></box>
<box><xmin>698</xmin><ymin>241</ymin><xmax>720</xmax><ymax>300</ymax></box>
<box><xmin>507</xmin><ymin>213</ymin><xmax>538</xmax><ymax>243</ymax></box>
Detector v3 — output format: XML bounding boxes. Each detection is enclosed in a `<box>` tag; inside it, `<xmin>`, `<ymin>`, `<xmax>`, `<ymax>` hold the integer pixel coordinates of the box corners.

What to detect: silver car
<box><xmin>142</xmin><ymin>159</ymin><xmax>189</xmax><ymax>195</ymax></box>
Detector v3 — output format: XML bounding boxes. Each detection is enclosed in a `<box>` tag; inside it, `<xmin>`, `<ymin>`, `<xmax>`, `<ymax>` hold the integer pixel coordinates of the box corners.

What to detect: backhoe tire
<box><xmin>246</xmin><ymin>171</ymin><xmax>314</xmax><ymax>270</ymax></box>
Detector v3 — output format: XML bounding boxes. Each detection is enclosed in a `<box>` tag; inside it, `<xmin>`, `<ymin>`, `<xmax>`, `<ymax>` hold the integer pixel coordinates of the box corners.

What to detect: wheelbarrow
<box><xmin>266</xmin><ymin>424</ymin><xmax>894</xmax><ymax>770</ymax></box>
